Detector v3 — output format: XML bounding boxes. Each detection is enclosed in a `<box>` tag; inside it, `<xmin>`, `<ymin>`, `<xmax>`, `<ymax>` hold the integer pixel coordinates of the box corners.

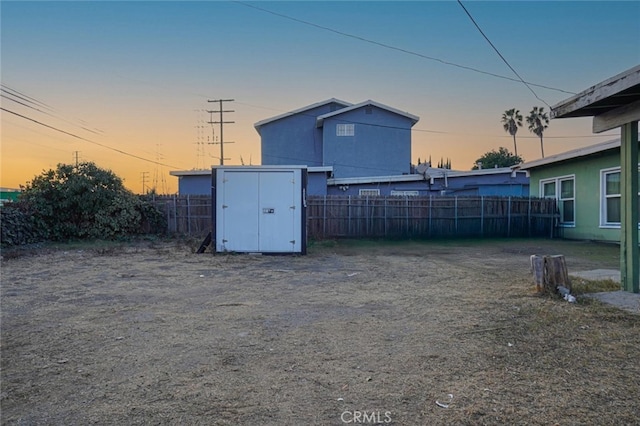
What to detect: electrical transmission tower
<box><xmin>207</xmin><ymin>99</ymin><xmax>234</xmax><ymax>165</ymax></box>
<box><xmin>141</xmin><ymin>171</ymin><xmax>149</xmax><ymax>194</ymax></box>
<box><xmin>194</xmin><ymin>109</ymin><xmax>207</xmax><ymax>169</ymax></box>
<box><xmin>152</xmin><ymin>144</ymin><xmax>167</xmax><ymax>194</ymax></box>
<box><xmin>72</xmin><ymin>151</ymin><xmax>81</xmax><ymax>166</ymax></box>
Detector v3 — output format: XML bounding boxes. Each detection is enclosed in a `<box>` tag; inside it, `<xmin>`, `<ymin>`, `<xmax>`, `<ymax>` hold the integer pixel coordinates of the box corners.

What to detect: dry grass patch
<box><xmin>2</xmin><ymin>238</ymin><xmax>638</xmax><ymax>425</ymax></box>
<box><xmin>570</xmin><ymin>278</ymin><xmax>622</xmax><ymax>295</ymax></box>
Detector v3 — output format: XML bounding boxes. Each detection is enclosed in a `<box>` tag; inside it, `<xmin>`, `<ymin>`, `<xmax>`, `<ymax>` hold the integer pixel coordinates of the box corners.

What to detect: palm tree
<box><xmin>526</xmin><ymin>106</ymin><xmax>550</xmax><ymax>158</ymax></box>
<box><xmin>501</xmin><ymin>108</ymin><xmax>523</xmax><ymax>157</ymax></box>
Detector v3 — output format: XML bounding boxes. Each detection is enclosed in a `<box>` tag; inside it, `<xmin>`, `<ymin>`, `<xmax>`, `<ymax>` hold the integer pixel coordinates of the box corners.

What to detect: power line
<box><xmin>1</xmin><ymin>107</ymin><xmax>183</xmax><ymax>170</ymax></box>
<box><xmin>104</xmin><ymin>72</ymin><xmax>603</xmax><ymax>140</ymax></box>
<box><xmin>1</xmin><ymin>92</ymin><xmax>103</xmax><ymax>135</ymax></box>
<box><xmin>1</xmin><ymin>84</ymin><xmax>53</xmax><ymax>110</ymax></box>
<box><xmin>253</xmin><ymin>101</ymin><xmax>614</xmax><ymax>139</ymax></box>
<box><xmin>234</xmin><ymin>1</ymin><xmax>576</xmax><ymax>95</ymax></box>
<box><xmin>456</xmin><ymin>0</ymin><xmax>551</xmax><ymax>108</ymax></box>
<box><xmin>1</xmin><ymin>85</ymin><xmax>105</xmax><ymax>134</ymax></box>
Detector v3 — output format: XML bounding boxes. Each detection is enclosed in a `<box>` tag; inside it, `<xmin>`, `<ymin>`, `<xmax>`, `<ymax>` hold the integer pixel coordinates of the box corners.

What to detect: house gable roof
<box><xmin>315</xmin><ymin>99</ymin><xmax>420</xmax><ymax>127</ymax></box>
<box><xmin>254</xmin><ymin>98</ymin><xmax>352</xmax><ymax>133</ymax></box>
<box><xmin>518</xmin><ymin>138</ymin><xmax>622</xmax><ymax>171</ymax></box>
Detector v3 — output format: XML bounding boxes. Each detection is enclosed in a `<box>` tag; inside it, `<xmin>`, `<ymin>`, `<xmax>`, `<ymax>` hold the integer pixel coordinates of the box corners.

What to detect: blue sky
<box><xmin>2</xmin><ymin>1</ymin><xmax>639</xmax><ymax>193</ymax></box>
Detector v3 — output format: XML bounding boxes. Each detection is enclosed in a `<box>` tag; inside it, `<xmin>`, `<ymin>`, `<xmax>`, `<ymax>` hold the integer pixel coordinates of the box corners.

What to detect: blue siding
<box><xmin>307</xmin><ymin>172</ymin><xmax>328</xmax><ymax>196</ymax></box>
<box><xmin>176</xmin><ymin>175</ymin><xmax>211</xmax><ymax>195</ymax></box>
<box><xmin>174</xmin><ymin>171</ymin><xmax>528</xmax><ymax>197</ymax></box>
<box><xmin>322</xmin><ymin>107</ymin><xmax>412</xmax><ymax>178</ymax></box>
<box><xmin>326</xmin><ymin>172</ymin><xmax>529</xmax><ymax>196</ymax></box>
<box><xmin>260</xmin><ymin>102</ymin><xmax>345</xmax><ymax>167</ymax></box>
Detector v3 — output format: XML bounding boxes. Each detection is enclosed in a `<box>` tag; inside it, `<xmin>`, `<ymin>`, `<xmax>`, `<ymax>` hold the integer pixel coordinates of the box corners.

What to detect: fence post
<box><xmin>405</xmin><ymin>196</ymin><xmax>409</xmax><ymax>236</ymax></box>
<box><xmin>348</xmin><ymin>195</ymin><xmax>352</xmax><ymax>237</ymax></box>
<box><xmin>550</xmin><ymin>199</ymin><xmax>555</xmax><ymax>239</ymax></box>
<box><xmin>507</xmin><ymin>196</ymin><xmax>512</xmax><ymax>237</ymax></box>
<box><xmin>173</xmin><ymin>195</ymin><xmax>178</xmax><ymax>234</ymax></box>
<box><xmin>481</xmin><ymin>196</ymin><xmax>484</xmax><ymax>236</ymax></box>
<box><xmin>384</xmin><ymin>197</ymin><xmax>388</xmax><ymax>237</ymax></box>
<box><xmin>323</xmin><ymin>195</ymin><xmax>327</xmax><ymax>239</ymax></box>
<box><xmin>528</xmin><ymin>196</ymin><xmax>532</xmax><ymax>237</ymax></box>
<box><xmin>166</xmin><ymin>199</ymin><xmax>171</xmax><ymax>233</ymax></box>
<box><xmin>455</xmin><ymin>196</ymin><xmax>458</xmax><ymax>233</ymax></box>
<box><xmin>187</xmin><ymin>194</ymin><xmax>191</xmax><ymax>235</ymax></box>
<box><xmin>429</xmin><ymin>195</ymin><xmax>432</xmax><ymax>237</ymax></box>
<box><xmin>366</xmin><ymin>196</ymin><xmax>370</xmax><ymax>236</ymax></box>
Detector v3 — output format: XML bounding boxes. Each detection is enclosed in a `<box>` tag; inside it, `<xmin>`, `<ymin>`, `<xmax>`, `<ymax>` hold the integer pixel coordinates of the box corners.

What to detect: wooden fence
<box><xmin>306</xmin><ymin>195</ymin><xmax>558</xmax><ymax>239</ymax></box>
<box><xmin>151</xmin><ymin>195</ymin><xmax>559</xmax><ymax>239</ymax></box>
<box><xmin>151</xmin><ymin>195</ymin><xmax>212</xmax><ymax>236</ymax></box>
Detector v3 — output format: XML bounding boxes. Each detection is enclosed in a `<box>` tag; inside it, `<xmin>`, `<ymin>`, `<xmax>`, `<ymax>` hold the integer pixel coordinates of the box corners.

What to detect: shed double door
<box><xmin>219</xmin><ymin>171</ymin><xmax>299</xmax><ymax>252</ymax></box>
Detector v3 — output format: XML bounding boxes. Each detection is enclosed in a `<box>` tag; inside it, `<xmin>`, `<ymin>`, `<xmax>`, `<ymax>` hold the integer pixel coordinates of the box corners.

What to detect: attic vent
<box><xmin>365</xmin><ymin>107</ymin><xmax>373</xmax><ymax>114</ymax></box>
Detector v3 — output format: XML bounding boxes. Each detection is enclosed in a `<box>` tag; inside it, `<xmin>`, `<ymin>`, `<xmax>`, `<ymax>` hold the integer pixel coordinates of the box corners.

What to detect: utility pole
<box><xmin>207</xmin><ymin>99</ymin><xmax>234</xmax><ymax>165</ymax></box>
<box><xmin>73</xmin><ymin>151</ymin><xmax>81</xmax><ymax>166</ymax></box>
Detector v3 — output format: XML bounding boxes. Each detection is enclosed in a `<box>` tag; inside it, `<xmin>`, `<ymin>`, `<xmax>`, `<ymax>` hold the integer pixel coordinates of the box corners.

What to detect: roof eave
<box><xmin>254</xmin><ymin>98</ymin><xmax>353</xmax><ymax>133</ymax></box>
<box><xmin>519</xmin><ymin>138</ymin><xmax>622</xmax><ymax>170</ymax></box>
<box><xmin>316</xmin><ymin>99</ymin><xmax>420</xmax><ymax>128</ymax></box>
<box><xmin>551</xmin><ymin>65</ymin><xmax>640</xmax><ymax>121</ymax></box>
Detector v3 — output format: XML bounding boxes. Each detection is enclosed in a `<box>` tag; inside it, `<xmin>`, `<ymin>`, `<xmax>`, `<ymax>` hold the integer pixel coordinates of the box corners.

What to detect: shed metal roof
<box><xmin>170</xmin><ymin>166</ymin><xmax>333</xmax><ymax>177</ymax></box>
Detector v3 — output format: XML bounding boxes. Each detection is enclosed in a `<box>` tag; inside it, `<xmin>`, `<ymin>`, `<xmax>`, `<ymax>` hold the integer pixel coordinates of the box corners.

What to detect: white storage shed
<box><xmin>212</xmin><ymin>166</ymin><xmax>307</xmax><ymax>254</ymax></box>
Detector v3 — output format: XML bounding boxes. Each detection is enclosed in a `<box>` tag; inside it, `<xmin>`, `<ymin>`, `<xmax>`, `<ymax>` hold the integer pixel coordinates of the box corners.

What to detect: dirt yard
<box><xmin>1</xmin><ymin>238</ymin><xmax>639</xmax><ymax>425</ymax></box>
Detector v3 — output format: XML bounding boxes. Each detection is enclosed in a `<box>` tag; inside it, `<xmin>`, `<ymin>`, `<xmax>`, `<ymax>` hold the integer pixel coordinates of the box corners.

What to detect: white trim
<box><xmin>308</xmin><ymin>166</ymin><xmax>333</xmax><ymax>173</ymax></box>
<box><xmin>539</xmin><ymin>174</ymin><xmax>575</xmax><ymax>227</ymax></box>
<box><xmin>170</xmin><ymin>169</ymin><xmax>215</xmax><ymax>177</ymax></box>
<box><xmin>599</xmin><ymin>164</ymin><xmax>640</xmax><ymax>228</ymax></box>
<box><xmin>254</xmin><ymin>98</ymin><xmax>352</xmax><ymax>131</ymax></box>
<box><xmin>329</xmin><ymin>174</ymin><xmax>425</xmax><ymax>186</ymax></box>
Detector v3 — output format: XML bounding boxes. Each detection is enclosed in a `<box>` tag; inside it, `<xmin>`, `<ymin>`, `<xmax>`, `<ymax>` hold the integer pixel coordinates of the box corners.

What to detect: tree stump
<box><xmin>530</xmin><ymin>254</ymin><xmax>571</xmax><ymax>294</ymax></box>
<box><xmin>530</xmin><ymin>255</ymin><xmax>545</xmax><ymax>292</ymax></box>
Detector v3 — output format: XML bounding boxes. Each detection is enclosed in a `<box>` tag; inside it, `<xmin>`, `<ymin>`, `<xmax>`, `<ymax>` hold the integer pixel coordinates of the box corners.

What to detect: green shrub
<box><xmin>8</xmin><ymin>162</ymin><xmax>166</xmax><ymax>244</ymax></box>
<box><xmin>0</xmin><ymin>202</ymin><xmax>48</xmax><ymax>246</ymax></box>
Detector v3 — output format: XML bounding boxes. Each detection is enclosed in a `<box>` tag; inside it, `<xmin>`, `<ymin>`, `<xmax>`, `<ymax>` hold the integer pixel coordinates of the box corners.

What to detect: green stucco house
<box><xmin>520</xmin><ymin>138</ymin><xmax>639</xmax><ymax>243</ymax></box>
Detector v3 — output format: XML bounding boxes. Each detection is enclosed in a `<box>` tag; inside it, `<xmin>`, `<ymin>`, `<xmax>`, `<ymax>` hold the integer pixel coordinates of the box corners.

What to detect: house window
<box><xmin>359</xmin><ymin>189</ymin><xmax>380</xmax><ymax>196</ymax></box>
<box><xmin>540</xmin><ymin>175</ymin><xmax>575</xmax><ymax>226</ymax></box>
<box><xmin>600</xmin><ymin>166</ymin><xmax>640</xmax><ymax>227</ymax></box>
<box><xmin>336</xmin><ymin>123</ymin><xmax>354</xmax><ymax>137</ymax></box>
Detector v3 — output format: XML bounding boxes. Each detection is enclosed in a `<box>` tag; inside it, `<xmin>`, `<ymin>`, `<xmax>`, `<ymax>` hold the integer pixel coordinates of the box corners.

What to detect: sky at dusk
<box><xmin>2</xmin><ymin>1</ymin><xmax>639</xmax><ymax>194</ymax></box>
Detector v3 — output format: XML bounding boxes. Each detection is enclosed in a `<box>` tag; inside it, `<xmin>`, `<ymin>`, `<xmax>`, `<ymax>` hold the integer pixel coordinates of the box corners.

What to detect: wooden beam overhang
<box><xmin>551</xmin><ymin>65</ymin><xmax>640</xmax><ymax>293</ymax></box>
